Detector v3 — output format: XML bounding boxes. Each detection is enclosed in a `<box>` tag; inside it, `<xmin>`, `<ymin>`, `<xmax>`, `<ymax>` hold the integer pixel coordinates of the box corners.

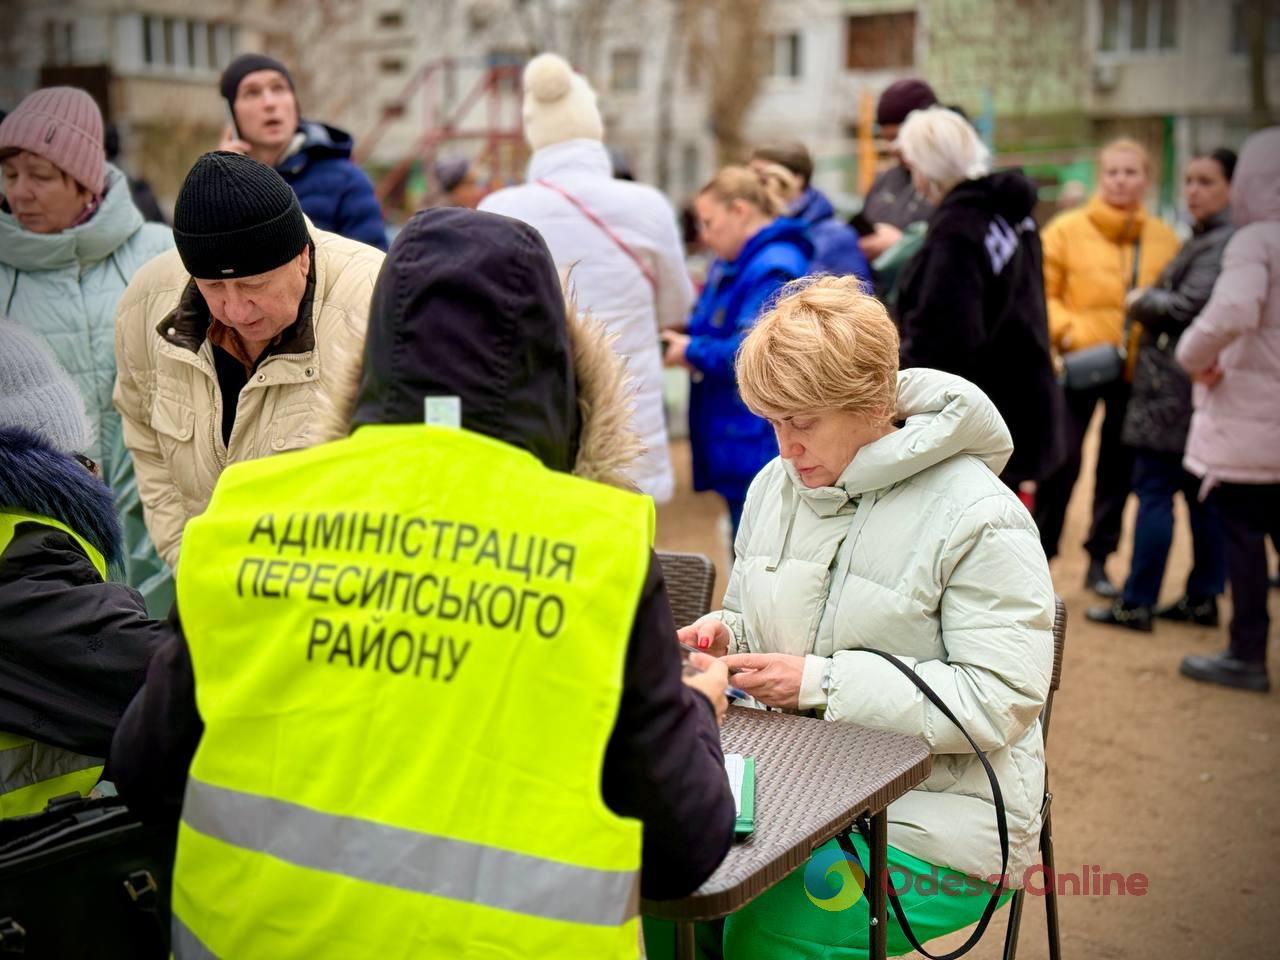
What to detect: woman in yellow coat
<box><xmin>1035</xmin><ymin>139</ymin><xmax>1179</xmax><ymax>596</ymax></box>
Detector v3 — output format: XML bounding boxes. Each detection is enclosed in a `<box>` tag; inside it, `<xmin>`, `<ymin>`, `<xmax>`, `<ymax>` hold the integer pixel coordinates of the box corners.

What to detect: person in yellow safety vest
<box><xmin>110</xmin><ymin>207</ymin><xmax>737</xmax><ymax>959</ymax></box>
<box><xmin>0</xmin><ymin>320</ymin><xmax>166</xmax><ymax>819</ymax></box>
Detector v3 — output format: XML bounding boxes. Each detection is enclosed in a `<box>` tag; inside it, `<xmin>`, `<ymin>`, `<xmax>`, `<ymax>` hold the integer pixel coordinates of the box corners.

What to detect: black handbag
<box><xmin>0</xmin><ymin>795</ymin><xmax>177</xmax><ymax>959</ymax></box>
<box><xmin>1060</xmin><ymin>236</ymin><xmax>1142</xmax><ymax>391</ymax></box>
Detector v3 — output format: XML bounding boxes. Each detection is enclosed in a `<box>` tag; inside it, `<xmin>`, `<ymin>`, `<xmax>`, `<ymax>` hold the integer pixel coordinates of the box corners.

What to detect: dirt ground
<box><xmin>652</xmin><ymin>420</ymin><xmax>1280</xmax><ymax>960</ymax></box>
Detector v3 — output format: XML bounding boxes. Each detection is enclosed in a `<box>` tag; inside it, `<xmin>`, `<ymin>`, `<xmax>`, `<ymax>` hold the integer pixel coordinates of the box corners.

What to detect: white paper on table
<box><xmin>724</xmin><ymin>752</ymin><xmax>744</xmax><ymax>816</ymax></box>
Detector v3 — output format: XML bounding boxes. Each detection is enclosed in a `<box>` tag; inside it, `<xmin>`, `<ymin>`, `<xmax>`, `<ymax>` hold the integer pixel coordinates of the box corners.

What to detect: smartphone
<box><xmin>849</xmin><ymin>210</ymin><xmax>876</xmax><ymax>237</ymax></box>
<box><xmin>223</xmin><ymin>102</ymin><xmax>240</xmax><ymax>141</ymax></box>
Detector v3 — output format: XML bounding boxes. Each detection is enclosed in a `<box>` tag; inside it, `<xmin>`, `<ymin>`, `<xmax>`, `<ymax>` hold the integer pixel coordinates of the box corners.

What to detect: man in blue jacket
<box><xmin>751</xmin><ymin>142</ymin><xmax>871</xmax><ymax>286</ymax></box>
<box><xmin>218</xmin><ymin>54</ymin><xmax>386</xmax><ymax>250</ymax></box>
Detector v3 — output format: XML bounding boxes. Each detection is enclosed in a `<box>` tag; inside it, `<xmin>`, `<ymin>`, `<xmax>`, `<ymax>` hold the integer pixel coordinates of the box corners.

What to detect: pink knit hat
<box><xmin>0</xmin><ymin>87</ymin><xmax>106</xmax><ymax>197</ymax></box>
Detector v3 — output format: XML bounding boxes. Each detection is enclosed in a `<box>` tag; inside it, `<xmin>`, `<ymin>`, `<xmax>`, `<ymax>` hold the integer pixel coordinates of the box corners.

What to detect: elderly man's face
<box><xmin>195</xmin><ymin>246</ymin><xmax>309</xmax><ymax>344</ymax></box>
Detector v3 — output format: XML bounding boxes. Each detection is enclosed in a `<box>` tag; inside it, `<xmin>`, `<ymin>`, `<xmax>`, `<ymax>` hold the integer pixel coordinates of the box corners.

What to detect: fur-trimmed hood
<box><xmin>352</xmin><ymin>206</ymin><xmax>642</xmax><ymax>490</ymax></box>
<box><xmin>0</xmin><ymin>427</ymin><xmax>121</xmax><ymax>564</ymax></box>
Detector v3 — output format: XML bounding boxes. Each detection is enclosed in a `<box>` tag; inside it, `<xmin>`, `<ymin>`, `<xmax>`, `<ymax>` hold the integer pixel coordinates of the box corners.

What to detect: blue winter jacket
<box><xmin>276</xmin><ymin>121</ymin><xmax>387</xmax><ymax>250</ymax></box>
<box><xmin>686</xmin><ymin>217</ymin><xmax>813</xmax><ymax>503</ymax></box>
<box><xmin>792</xmin><ymin>187</ymin><xmax>871</xmax><ymax>285</ymax></box>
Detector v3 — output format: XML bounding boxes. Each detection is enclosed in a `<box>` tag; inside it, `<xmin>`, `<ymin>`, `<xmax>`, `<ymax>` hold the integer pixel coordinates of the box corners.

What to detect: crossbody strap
<box><xmin>1121</xmin><ymin>235</ymin><xmax>1143</xmax><ymax>354</ymax></box>
<box><xmin>838</xmin><ymin>648</ymin><xmax>1010</xmax><ymax>960</ymax></box>
<box><xmin>535</xmin><ymin>178</ymin><xmax>658</xmax><ymax>291</ymax></box>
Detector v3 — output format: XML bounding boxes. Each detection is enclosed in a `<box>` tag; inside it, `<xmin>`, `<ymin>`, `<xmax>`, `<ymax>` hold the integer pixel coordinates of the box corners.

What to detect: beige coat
<box><xmin>113</xmin><ymin>228</ymin><xmax>384</xmax><ymax>568</ymax></box>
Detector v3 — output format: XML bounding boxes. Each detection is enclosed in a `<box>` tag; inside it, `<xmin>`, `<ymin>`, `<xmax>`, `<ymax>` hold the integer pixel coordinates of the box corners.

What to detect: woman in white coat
<box><xmin>679</xmin><ymin>277</ymin><xmax>1054</xmax><ymax>959</ymax></box>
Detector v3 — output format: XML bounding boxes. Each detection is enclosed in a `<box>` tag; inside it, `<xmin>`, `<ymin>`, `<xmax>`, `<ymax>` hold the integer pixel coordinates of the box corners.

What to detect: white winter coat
<box><xmin>479</xmin><ymin>139</ymin><xmax>693</xmax><ymax>503</ymax></box>
<box><xmin>717</xmin><ymin>369</ymin><xmax>1054</xmax><ymax>886</ymax></box>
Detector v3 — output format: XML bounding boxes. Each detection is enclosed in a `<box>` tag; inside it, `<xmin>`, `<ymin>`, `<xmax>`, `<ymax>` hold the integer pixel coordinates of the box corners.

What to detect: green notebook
<box><xmin>725</xmin><ymin>753</ymin><xmax>755</xmax><ymax>836</ymax></box>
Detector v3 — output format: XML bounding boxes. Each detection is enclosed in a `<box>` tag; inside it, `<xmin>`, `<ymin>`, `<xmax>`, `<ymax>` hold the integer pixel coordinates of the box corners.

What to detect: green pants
<box><xmin>644</xmin><ymin>834</ymin><xmax>1013</xmax><ymax>960</ymax></box>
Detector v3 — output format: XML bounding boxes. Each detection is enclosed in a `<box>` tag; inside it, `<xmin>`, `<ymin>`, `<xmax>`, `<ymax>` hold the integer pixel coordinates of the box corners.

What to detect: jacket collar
<box><xmin>1084</xmin><ymin>193</ymin><xmax>1146</xmax><ymax>244</ymax></box>
<box><xmin>0</xmin><ymin>165</ymin><xmax>143</xmax><ymax>272</ymax></box>
<box><xmin>1193</xmin><ymin>207</ymin><xmax>1232</xmax><ymax>235</ymax></box>
<box><xmin>527</xmin><ymin>139</ymin><xmax>612</xmax><ymax>182</ymax></box>
<box><xmin>0</xmin><ymin>428</ymin><xmax>121</xmax><ymax>564</ymax></box>
<box><xmin>155</xmin><ymin>240</ymin><xmax>318</xmax><ymax>358</ymax></box>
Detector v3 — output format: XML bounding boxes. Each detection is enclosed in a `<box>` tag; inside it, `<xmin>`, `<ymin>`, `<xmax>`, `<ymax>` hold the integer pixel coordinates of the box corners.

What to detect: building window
<box><xmin>378</xmin><ymin>11</ymin><xmax>404</xmax><ymax>29</ymax></box>
<box><xmin>138</xmin><ymin>16</ymin><xmax>234</xmax><ymax>72</ymax></box>
<box><xmin>846</xmin><ymin>13</ymin><xmax>915</xmax><ymax>70</ymax></box>
<box><xmin>1098</xmin><ymin>0</ymin><xmax>1178</xmax><ymax>52</ymax></box>
<box><xmin>610</xmin><ymin>48</ymin><xmax>642</xmax><ymax>93</ymax></box>
<box><xmin>681</xmin><ymin>142</ymin><xmax>700</xmax><ymax>192</ymax></box>
<box><xmin>768</xmin><ymin>32</ymin><xmax>803</xmax><ymax>79</ymax></box>
<box><xmin>43</xmin><ymin>20</ymin><xmax>75</xmax><ymax>65</ymax></box>
<box><xmin>1230</xmin><ymin>0</ymin><xmax>1280</xmax><ymax>53</ymax></box>
<box><xmin>383</xmin><ymin>102</ymin><xmax>406</xmax><ymax>119</ymax></box>
<box><xmin>380</xmin><ymin>57</ymin><xmax>406</xmax><ymax>74</ymax></box>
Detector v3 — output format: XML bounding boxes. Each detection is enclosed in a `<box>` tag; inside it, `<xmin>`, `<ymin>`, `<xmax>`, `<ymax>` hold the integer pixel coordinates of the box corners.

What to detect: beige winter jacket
<box><xmin>113</xmin><ymin>228</ymin><xmax>384</xmax><ymax>568</ymax></box>
<box><xmin>716</xmin><ymin>369</ymin><xmax>1054</xmax><ymax>887</ymax></box>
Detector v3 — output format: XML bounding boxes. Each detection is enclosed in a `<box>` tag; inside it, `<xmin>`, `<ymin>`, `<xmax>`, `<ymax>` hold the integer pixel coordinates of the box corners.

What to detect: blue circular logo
<box><xmin>802</xmin><ymin>846</ymin><xmax>866</xmax><ymax>911</ymax></box>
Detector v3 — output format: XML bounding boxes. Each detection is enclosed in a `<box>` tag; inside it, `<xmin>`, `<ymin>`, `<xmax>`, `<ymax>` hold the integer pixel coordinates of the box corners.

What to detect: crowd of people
<box><xmin>0</xmin><ymin>44</ymin><xmax>1276</xmax><ymax>960</ymax></box>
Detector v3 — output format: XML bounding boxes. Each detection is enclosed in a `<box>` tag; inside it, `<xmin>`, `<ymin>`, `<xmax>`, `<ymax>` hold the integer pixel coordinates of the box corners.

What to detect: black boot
<box><xmin>1086</xmin><ymin>599</ymin><xmax>1153</xmax><ymax>632</ymax></box>
<box><xmin>1179</xmin><ymin>651</ymin><xmax>1270</xmax><ymax>693</ymax></box>
<box><xmin>1085</xmin><ymin>558</ymin><xmax>1119</xmax><ymax>599</ymax></box>
<box><xmin>1154</xmin><ymin>595</ymin><xmax>1220</xmax><ymax>627</ymax></box>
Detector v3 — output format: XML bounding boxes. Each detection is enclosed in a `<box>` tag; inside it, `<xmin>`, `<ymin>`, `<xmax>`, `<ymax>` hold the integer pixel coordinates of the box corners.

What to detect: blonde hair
<box><xmin>737</xmin><ymin>276</ymin><xmax>899</xmax><ymax>422</ymax></box>
<box><xmin>897</xmin><ymin>106</ymin><xmax>990</xmax><ymax>194</ymax></box>
<box><xmin>1099</xmin><ymin>137</ymin><xmax>1152</xmax><ymax>175</ymax></box>
<box><xmin>700</xmin><ymin>164</ymin><xmax>787</xmax><ymax>218</ymax></box>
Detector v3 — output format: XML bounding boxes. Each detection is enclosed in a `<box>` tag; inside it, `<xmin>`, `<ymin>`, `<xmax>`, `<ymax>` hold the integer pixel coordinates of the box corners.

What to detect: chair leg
<box><xmin>1040</xmin><ymin>803</ymin><xmax>1062</xmax><ymax>960</ymax></box>
<box><xmin>1001</xmin><ymin>888</ymin><xmax>1025</xmax><ymax>960</ymax></box>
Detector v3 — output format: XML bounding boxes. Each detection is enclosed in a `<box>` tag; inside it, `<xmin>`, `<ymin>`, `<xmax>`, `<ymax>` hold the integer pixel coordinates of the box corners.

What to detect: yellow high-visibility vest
<box><xmin>172</xmin><ymin>424</ymin><xmax>653</xmax><ymax>959</ymax></box>
<box><xmin>0</xmin><ymin>511</ymin><xmax>107</xmax><ymax>818</ymax></box>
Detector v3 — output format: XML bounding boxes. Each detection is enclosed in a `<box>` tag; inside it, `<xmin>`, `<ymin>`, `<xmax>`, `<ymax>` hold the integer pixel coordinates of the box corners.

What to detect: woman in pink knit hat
<box><xmin>0</xmin><ymin>86</ymin><xmax>174</xmax><ymax>615</ymax></box>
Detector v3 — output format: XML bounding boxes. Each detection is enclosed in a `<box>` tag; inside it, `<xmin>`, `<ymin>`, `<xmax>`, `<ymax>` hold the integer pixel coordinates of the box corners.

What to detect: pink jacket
<box><xmin>1178</xmin><ymin>128</ymin><xmax>1280</xmax><ymax>486</ymax></box>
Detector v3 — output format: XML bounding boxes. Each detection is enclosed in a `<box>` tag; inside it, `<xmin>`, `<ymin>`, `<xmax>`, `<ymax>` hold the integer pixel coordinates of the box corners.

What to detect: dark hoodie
<box><xmin>276</xmin><ymin>120</ymin><xmax>387</xmax><ymax>250</ymax></box>
<box><xmin>898</xmin><ymin>170</ymin><xmax>1066</xmax><ymax>486</ymax></box>
<box><xmin>0</xmin><ymin>428</ymin><xmax>165</xmax><ymax>758</ymax></box>
<box><xmin>111</xmin><ymin>208</ymin><xmax>734</xmax><ymax>901</ymax></box>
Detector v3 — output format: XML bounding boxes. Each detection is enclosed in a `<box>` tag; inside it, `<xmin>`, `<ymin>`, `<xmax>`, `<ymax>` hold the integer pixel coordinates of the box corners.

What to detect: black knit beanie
<box><xmin>220</xmin><ymin>53</ymin><xmax>295</xmax><ymax>107</ymax></box>
<box><xmin>173</xmin><ymin>152</ymin><xmax>308</xmax><ymax>279</ymax></box>
<box><xmin>876</xmin><ymin>78</ymin><xmax>938</xmax><ymax>127</ymax></box>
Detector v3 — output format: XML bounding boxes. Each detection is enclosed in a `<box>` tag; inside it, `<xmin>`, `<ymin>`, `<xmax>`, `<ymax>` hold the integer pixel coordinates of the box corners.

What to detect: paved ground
<box><xmin>653</xmin><ymin>421</ymin><xmax>1279</xmax><ymax>959</ymax></box>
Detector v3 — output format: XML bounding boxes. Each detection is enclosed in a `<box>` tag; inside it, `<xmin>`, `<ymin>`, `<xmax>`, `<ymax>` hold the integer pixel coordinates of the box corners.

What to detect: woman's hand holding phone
<box><xmin>681</xmin><ymin>650</ymin><xmax>730</xmax><ymax>724</ymax></box>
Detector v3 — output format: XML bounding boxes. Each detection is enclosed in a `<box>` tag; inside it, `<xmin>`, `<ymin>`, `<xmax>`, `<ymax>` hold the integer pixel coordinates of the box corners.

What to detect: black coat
<box><xmin>898</xmin><ymin>171</ymin><xmax>1065</xmax><ymax>486</ymax></box>
<box><xmin>1121</xmin><ymin>209</ymin><xmax>1233</xmax><ymax>454</ymax></box>
<box><xmin>0</xmin><ymin>428</ymin><xmax>166</xmax><ymax>759</ymax></box>
<box><xmin>111</xmin><ymin>208</ymin><xmax>735</xmax><ymax>901</ymax></box>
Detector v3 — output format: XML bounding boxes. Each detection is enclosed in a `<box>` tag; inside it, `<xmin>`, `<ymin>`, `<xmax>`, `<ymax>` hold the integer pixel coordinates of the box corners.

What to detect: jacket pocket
<box><xmin>149</xmin><ymin>401</ymin><xmax>195</xmax><ymax>444</ymax></box>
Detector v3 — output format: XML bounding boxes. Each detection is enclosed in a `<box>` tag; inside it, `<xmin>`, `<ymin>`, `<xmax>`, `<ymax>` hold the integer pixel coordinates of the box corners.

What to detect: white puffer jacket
<box><xmin>479</xmin><ymin>139</ymin><xmax>693</xmax><ymax>503</ymax></box>
<box><xmin>717</xmin><ymin>369</ymin><xmax>1054</xmax><ymax>886</ymax></box>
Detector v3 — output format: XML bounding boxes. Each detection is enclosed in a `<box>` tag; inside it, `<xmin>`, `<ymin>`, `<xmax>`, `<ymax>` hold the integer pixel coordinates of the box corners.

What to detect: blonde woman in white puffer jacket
<box><xmin>676</xmin><ymin>276</ymin><xmax>1054</xmax><ymax>960</ymax></box>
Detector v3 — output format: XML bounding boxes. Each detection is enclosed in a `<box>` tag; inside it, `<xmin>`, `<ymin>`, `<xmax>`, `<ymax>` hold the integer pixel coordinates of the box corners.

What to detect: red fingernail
<box><xmin>698</xmin><ymin>637</ymin><xmax>708</xmax><ymax>649</ymax></box>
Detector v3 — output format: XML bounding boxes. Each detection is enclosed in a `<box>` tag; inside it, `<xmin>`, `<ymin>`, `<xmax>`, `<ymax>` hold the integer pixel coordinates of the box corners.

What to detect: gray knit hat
<box><xmin>0</xmin><ymin>319</ymin><xmax>93</xmax><ymax>453</ymax></box>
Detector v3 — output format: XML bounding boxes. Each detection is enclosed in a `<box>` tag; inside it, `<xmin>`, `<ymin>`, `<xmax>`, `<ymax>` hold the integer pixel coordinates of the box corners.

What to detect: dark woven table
<box><xmin>642</xmin><ymin>705</ymin><xmax>932</xmax><ymax>960</ymax></box>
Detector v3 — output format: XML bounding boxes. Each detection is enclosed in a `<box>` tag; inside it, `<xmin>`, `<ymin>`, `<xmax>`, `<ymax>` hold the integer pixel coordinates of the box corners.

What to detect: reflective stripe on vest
<box><xmin>0</xmin><ymin>512</ymin><xmax>107</xmax><ymax>817</ymax></box>
<box><xmin>182</xmin><ymin>777</ymin><xmax>639</xmax><ymax>926</ymax></box>
<box><xmin>172</xmin><ymin>424</ymin><xmax>653</xmax><ymax>959</ymax></box>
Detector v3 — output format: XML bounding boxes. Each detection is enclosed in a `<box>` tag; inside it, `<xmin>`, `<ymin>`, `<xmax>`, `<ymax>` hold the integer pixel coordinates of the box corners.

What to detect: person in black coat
<box><xmin>895</xmin><ymin>106</ymin><xmax>1065</xmax><ymax>490</ymax></box>
<box><xmin>0</xmin><ymin>321</ymin><xmax>166</xmax><ymax>812</ymax></box>
<box><xmin>110</xmin><ymin>207</ymin><xmax>736</xmax><ymax>902</ymax></box>
<box><xmin>1088</xmin><ymin>149</ymin><xmax>1236</xmax><ymax>633</ymax></box>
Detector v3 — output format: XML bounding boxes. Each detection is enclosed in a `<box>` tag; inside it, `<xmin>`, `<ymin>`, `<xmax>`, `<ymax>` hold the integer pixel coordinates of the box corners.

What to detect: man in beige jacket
<box><xmin>114</xmin><ymin>151</ymin><xmax>384</xmax><ymax>569</ymax></box>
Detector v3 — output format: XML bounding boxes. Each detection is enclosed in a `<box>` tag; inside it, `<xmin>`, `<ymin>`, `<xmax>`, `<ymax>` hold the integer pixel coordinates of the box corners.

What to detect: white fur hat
<box><xmin>522</xmin><ymin>53</ymin><xmax>603</xmax><ymax>152</ymax></box>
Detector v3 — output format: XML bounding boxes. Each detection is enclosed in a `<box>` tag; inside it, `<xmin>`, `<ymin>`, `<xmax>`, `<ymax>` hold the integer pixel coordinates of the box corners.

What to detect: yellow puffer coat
<box><xmin>1042</xmin><ymin>194</ymin><xmax>1180</xmax><ymax>360</ymax></box>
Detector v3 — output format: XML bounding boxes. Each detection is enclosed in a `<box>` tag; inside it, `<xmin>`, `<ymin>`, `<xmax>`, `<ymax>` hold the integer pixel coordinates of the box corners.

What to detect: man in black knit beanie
<box><xmin>112</xmin><ymin>151</ymin><xmax>385</xmax><ymax>568</ymax></box>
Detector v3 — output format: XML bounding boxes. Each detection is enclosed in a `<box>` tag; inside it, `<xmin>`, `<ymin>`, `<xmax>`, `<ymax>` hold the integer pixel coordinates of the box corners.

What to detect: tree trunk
<box><xmin>1245</xmin><ymin>0</ymin><xmax>1273</xmax><ymax>130</ymax></box>
<box><xmin>655</xmin><ymin>0</ymin><xmax>687</xmax><ymax>192</ymax></box>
